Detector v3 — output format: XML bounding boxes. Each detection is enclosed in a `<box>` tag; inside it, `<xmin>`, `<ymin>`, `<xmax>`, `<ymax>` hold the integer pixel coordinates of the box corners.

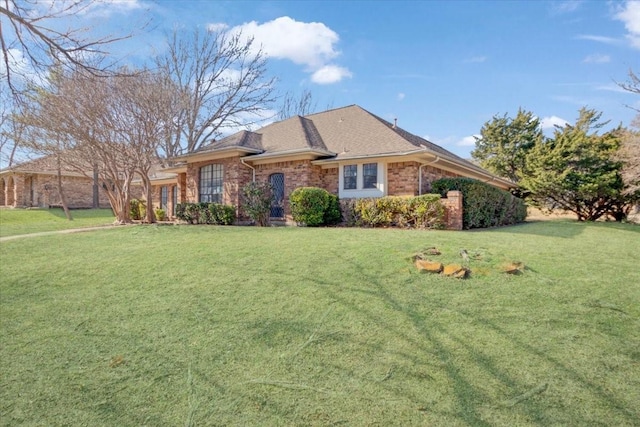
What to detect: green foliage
<box><xmin>129</xmin><ymin>199</ymin><xmax>146</xmax><ymax>221</ymax></box>
<box><xmin>352</xmin><ymin>194</ymin><xmax>445</xmax><ymax>228</ymax></box>
<box><xmin>241</xmin><ymin>181</ymin><xmax>274</xmax><ymax>226</ymax></box>
<box><xmin>324</xmin><ymin>193</ymin><xmax>342</xmax><ymax>225</ymax></box>
<box><xmin>471</xmin><ymin>108</ymin><xmax>543</xmax><ymax>183</ymax></box>
<box><xmin>289</xmin><ymin>187</ymin><xmax>340</xmax><ymax>226</ymax></box>
<box><xmin>432</xmin><ymin>177</ymin><xmax>527</xmax><ymax>229</ymax></box>
<box><xmin>175</xmin><ymin>202</ymin><xmax>235</xmax><ymax>225</ymax></box>
<box><xmin>208</xmin><ymin>203</ymin><xmax>236</xmax><ymax>225</ymax></box>
<box><xmin>521</xmin><ymin>108</ymin><xmax>637</xmax><ymax>221</ymax></box>
<box><xmin>154</xmin><ymin>208</ymin><xmax>166</xmax><ymax>221</ymax></box>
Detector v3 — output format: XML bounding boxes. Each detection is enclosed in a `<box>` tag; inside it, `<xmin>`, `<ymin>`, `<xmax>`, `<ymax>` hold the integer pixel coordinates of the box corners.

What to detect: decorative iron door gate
<box><xmin>269</xmin><ymin>173</ymin><xmax>285</xmax><ymax>218</ymax></box>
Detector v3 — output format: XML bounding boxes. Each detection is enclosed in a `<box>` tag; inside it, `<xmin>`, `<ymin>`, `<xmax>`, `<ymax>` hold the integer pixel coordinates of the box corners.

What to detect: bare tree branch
<box><xmin>1</xmin><ymin>0</ymin><xmax>144</xmax><ymax>99</ymax></box>
<box><xmin>156</xmin><ymin>27</ymin><xmax>277</xmax><ymax>155</ymax></box>
<box><xmin>277</xmin><ymin>88</ymin><xmax>318</xmax><ymax>120</ymax></box>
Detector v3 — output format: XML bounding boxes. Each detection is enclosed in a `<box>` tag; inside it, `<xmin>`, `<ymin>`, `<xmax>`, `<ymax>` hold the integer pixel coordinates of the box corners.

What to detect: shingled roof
<box><xmin>175</xmin><ymin>105</ymin><xmax>511</xmax><ymax>187</ymax></box>
<box><xmin>190</xmin><ymin>105</ymin><xmax>471</xmax><ymax>162</ymax></box>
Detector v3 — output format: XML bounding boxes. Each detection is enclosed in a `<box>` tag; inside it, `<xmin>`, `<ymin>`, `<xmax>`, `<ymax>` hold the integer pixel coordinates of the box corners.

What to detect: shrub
<box><xmin>352</xmin><ymin>195</ymin><xmax>445</xmax><ymax>229</ymax></box>
<box><xmin>130</xmin><ymin>199</ymin><xmax>146</xmax><ymax>221</ymax></box>
<box><xmin>175</xmin><ymin>202</ymin><xmax>236</xmax><ymax>225</ymax></box>
<box><xmin>241</xmin><ymin>181</ymin><xmax>274</xmax><ymax>226</ymax></box>
<box><xmin>324</xmin><ymin>193</ymin><xmax>342</xmax><ymax>225</ymax></box>
<box><xmin>175</xmin><ymin>203</ymin><xmax>186</xmax><ymax>220</ymax></box>
<box><xmin>432</xmin><ymin>177</ymin><xmax>526</xmax><ymax>229</ymax></box>
<box><xmin>208</xmin><ymin>203</ymin><xmax>236</xmax><ymax>225</ymax></box>
<box><xmin>339</xmin><ymin>199</ymin><xmax>358</xmax><ymax>226</ymax></box>
<box><xmin>154</xmin><ymin>208</ymin><xmax>166</xmax><ymax>221</ymax></box>
<box><xmin>289</xmin><ymin>187</ymin><xmax>340</xmax><ymax>227</ymax></box>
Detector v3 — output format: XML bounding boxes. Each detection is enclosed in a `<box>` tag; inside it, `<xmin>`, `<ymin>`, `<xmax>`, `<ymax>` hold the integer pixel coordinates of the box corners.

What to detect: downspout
<box><xmin>240</xmin><ymin>158</ymin><xmax>256</xmax><ymax>182</ymax></box>
<box><xmin>419</xmin><ymin>155</ymin><xmax>440</xmax><ymax>195</ymax></box>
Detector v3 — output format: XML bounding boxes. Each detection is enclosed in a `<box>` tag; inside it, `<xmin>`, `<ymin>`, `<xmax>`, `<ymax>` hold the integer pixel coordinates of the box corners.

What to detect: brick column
<box><xmin>442</xmin><ymin>190</ymin><xmax>463</xmax><ymax>230</ymax></box>
<box><xmin>13</xmin><ymin>175</ymin><xmax>26</xmax><ymax>207</ymax></box>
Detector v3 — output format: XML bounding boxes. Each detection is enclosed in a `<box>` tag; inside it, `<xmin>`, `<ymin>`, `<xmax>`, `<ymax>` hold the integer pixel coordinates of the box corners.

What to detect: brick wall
<box><xmin>387</xmin><ymin>162</ymin><xmax>461</xmax><ymax>196</ymax></box>
<box><xmin>387</xmin><ymin>161</ymin><xmax>420</xmax><ymax>196</ymax></box>
<box><xmin>420</xmin><ymin>165</ymin><xmax>460</xmax><ymax>194</ymax></box>
<box><xmin>254</xmin><ymin>159</ymin><xmax>325</xmax><ymax>218</ymax></box>
<box><xmin>441</xmin><ymin>190</ymin><xmax>463</xmax><ymax>230</ymax></box>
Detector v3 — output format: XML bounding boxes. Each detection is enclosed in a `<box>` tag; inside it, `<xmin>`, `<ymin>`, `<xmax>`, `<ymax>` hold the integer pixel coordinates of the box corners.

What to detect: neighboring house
<box><xmin>0</xmin><ymin>155</ymin><xmax>110</xmax><ymax>209</ymax></box>
<box><xmin>154</xmin><ymin>105</ymin><xmax>513</xmax><ymax>221</ymax></box>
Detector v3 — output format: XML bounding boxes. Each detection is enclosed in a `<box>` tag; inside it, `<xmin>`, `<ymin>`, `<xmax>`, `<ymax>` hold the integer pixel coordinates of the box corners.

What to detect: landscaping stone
<box><xmin>415</xmin><ymin>259</ymin><xmax>443</xmax><ymax>273</ymax></box>
<box><xmin>442</xmin><ymin>264</ymin><xmax>469</xmax><ymax>278</ymax></box>
<box><xmin>501</xmin><ymin>261</ymin><xmax>525</xmax><ymax>274</ymax></box>
<box><xmin>424</xmin><ymin>247</ymin><xmax>441</xmax><ymax>256</ymax></box>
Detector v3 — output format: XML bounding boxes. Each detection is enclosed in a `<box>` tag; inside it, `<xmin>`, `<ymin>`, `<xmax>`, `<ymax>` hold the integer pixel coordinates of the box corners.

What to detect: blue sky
<box><xmin>9</xmin><ymin>0</ymin><xmax>640</xmax><ymax>159</ymax></box>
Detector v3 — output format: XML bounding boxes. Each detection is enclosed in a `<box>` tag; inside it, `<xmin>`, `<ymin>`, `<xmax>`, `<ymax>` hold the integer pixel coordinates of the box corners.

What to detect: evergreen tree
<box><xmin>521</xmin><ymin>108</ymin><xmax>636</xmax><ymax>221</ymax></box>
<box><xmin>471</xmin><ymin>108</ymin><xmax>543</xmax><ymax>183</ymax></box>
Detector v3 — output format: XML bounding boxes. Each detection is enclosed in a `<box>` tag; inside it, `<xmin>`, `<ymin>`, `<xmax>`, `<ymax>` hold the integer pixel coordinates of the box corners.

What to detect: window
<box><xmin>160</xmin><ymin>186</ymin><xmax>168</xmax><ymax>211</ymax></box>
<box><xmin>171</xmin><ymin>186</ymin><xmax>177</xmax><ymax>216</ymax></box>
<box><xmin>199</xmin><ymin>164</ymin><xmax>223</xmax><ymax>203</ymax></box>
<box><xmin>363</xmin><ymin>163</ymin><xmax>377</xmax><ymax>189</ymax></box>
<box><xmin>344</xmin><ymin>165</ymin><xmax>357</xmax><ymax>190</ymax></box>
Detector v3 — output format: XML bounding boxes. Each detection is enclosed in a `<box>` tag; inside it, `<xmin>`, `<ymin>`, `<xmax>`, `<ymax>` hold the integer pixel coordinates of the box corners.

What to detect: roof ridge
<box><xmin>299</xmin><ymin>116</ymin><xmax>328</xmax><ymax>151</ymax></box>
<box><xmin>304</xmin><ymin>104</ymin><xmax>359</xmax><ymax>118</ymax></box>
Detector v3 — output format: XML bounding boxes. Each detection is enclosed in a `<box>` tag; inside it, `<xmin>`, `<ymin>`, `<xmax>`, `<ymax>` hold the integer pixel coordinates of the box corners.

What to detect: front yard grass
<box><xmin>0</xmin><ymin>221</ymin><xmax>639</xmax><ymax>426</ymax></box>
<box><xmin>0</xmin><ymin>208</ymin><xmax>115</xmax><ymax>237</ymax></box>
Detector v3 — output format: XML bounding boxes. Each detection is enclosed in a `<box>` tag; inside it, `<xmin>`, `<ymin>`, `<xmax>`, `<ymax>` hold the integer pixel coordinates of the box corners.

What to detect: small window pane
<box><xmin>344</xmin><ymin>165</ymin><xmax>357</xmax><ymax>190</ymax></box>
<box><xmin>363</xmin><ymin>163</ymin><xmax>377</xmax><ymax>189</ymax></box>
<box><xmin>160</xmin><ymin>186</ymin><xmax>168</xmax><ymax>210</ymax></box>
<box><xmin>199</xmin><ymin>164</ymin><xmax>223</xmax><ymax>203</ymax></box>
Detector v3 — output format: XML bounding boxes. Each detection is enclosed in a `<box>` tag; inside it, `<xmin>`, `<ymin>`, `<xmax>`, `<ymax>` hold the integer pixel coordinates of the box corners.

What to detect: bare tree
<box><xmin>616</xmin><ymin>69</ymin><xmax>640</xmax><ymax>195</ymax></box>
<box><xmin>617</xmin><ymin>117</ymin><xmax>640</xmax><ymax>196</ymax></box>
<box><xmin>156</xmin><ymin>27</ymin><xmax>277</xmax><ymax>156</ymax></box>
<box><xmin>115</xmin><ymin>71</ymin><xmax>181</xmax><ymax>222</ymax></box>
<box><xmin>0</xmin><ymin>0</ymin><xmax>141</xmax><ymax>98</ymax></box>
<box><xmin>277</xmin><ymin>88</ymin><xmax>318</xmax><ymax>120</ymax></box>
<box><xmin>20</xmin><ymin>68</ymin><xmax>176</xmax><ymax>223</ymax></box>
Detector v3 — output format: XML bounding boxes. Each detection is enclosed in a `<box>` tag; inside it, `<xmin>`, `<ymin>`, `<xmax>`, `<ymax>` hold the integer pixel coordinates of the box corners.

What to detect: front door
<box><xmin>269</xmin><ymin>173</ymin><xmax>285</xmax><ymax>218</ymax></box>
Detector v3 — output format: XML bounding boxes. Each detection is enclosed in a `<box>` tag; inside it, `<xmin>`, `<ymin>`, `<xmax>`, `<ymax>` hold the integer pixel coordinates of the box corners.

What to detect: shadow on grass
<box><xmin>303</xmin><ymin>256</ymin><xmax>639</xmax><ymax>426</ymax></box>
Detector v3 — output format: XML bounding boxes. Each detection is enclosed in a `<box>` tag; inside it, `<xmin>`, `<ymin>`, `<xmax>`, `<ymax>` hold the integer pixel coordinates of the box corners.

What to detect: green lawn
<box><xmin>1</xmin><ymin>221</ymin><xmax>639</xmax><ymax>426</ymax></box>
<box><xmin>0</xmin><ymin>208</ymin><xmax>115</xmax><ymax>237</ymax></box>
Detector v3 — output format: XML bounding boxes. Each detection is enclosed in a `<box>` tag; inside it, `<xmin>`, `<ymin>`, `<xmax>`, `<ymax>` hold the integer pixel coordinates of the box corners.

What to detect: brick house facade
<box><xmin>0</xmin><ymin>156</ymin><xmax>111</xmax><ymax>209</ymax></box>
<box><xmin>149</xmin><ymin>105</ymin><xmax>513</xmax><ymax>228</ymax></box>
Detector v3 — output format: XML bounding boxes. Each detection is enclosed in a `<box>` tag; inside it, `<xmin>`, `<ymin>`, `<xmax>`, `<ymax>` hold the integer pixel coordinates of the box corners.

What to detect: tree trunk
<box><xmin>56</xmin><ymin>154</ymin><xmax>73</xmax><ymax>220</ymax></box>
<box><xmin>142</xmin><ymin>175</ymin><xmax>156</xmax><ymax>223</ymax></box>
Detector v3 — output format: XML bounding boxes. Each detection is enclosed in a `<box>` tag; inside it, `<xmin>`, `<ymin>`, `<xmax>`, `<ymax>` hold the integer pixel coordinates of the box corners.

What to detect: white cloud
<box><xmin>208</xmin><ymin>22</ymin><xmax>229</xmax><ymax>32</ymax></box>
<box><xmin>80</xmin><ymin>0</ymin><xmax>148</xmax><ymax>18</ymax></box>
<box><xmin>576</xmin><ymin>34</ymin><xmax>621</xmax><ymax>44</ymax></box>
<box><xmin>232</xmin><ymin>17</ymin><xmax>339</xmax><ymax>68</ymax></box>
<box><xmin>457</xmin><ymin>135</ymin><xmax>480</xmax><ymax>147</ymax></box>
<box><xmin>541</xmin><ymin>116</ymin><xmax>569</xmax><ymax>130</ymax></box>
<box><xmin>582</xmin><ymin>53</ymin><xmax>611</xmax><ymax>63</ymax></box>
<box><xmin>397</xmin><ymin>92</ymin><xmax>405</xmax><ymax>101</ymax></box>
<box><xmin>614</xmin><ymin>0</ymin><xmax>640</xmax><ymax>49</ymax></box>
<box><xmin>551</xmin><ymin>0</ymin><xmax>583</xmax><ymax>15</ymax></box>
<box><xmin>229</xmin><ymin>16</ymin><xmax>351</xmax><ymax>84</ymax></box>
<box><xmin>310</xmin><ymin>65</ymin><xmax>352</xmax><ymax>85</ymax></box>
<box><xmin>595</xmin><ymin>84</ymin><xmax>629</xmax><ymax>93</ymax></box>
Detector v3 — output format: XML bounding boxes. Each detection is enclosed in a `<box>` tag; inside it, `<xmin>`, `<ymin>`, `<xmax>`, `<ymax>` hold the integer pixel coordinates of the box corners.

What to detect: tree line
<box><xmin>471</xmin><ymin>73</ymin><xmax>640</xmax><ymax>222</ymax></box>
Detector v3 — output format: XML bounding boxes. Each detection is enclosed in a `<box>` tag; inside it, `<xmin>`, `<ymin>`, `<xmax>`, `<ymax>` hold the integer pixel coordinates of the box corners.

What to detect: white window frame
<box><xmin>338</xmin><ymin>162</ymin><xmax>385</xmax><ymax>198</ymax></box>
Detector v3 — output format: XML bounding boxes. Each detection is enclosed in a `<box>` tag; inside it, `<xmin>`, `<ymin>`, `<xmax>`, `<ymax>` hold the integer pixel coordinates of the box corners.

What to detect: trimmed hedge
<box><xmin>431</xmin><ymin>177</ymin><xmax>526</xmax><ymax>229</ymax></box>
<box><xmin>341</xmin><ymin>194</ymin><xmax>445</xmax><ymax>229</ymax></box>
<box><xmin>175</xmin><ymin>202</ymin><xmax>236</xmax><ymax>225</ymax></box>
<box><xmin>289</xmin><ymin>187</ymin><xmax>341</xmax><ymax>226</ymax></box>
